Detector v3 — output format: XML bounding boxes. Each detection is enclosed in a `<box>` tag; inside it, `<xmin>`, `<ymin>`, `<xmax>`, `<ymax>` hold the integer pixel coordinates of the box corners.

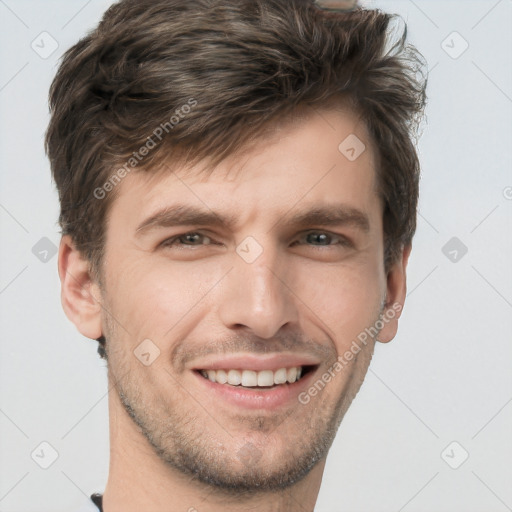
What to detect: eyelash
<box><xmin>160</xmin><ymin>231</ymin><xmax>352</xmax><ymax>250</ymax></box>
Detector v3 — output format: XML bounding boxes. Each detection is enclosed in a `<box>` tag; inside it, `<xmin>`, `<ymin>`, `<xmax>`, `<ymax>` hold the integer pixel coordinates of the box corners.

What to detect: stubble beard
<box><xmin>107</xmin><ymin>346</ymin><xmax>375</xmax><ymax>498</ymax></box>
<box><xmin>102</xmin><ymin>300</ymin><xmax>380</xmax><ymax>497</ymax></box>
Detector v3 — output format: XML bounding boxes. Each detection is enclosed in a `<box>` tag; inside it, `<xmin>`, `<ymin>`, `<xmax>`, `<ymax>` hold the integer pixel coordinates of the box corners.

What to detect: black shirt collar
<box><xmin>91</xmin><ymin>493</ymin><xmax>103</xmax><ymax>511</ymax></box>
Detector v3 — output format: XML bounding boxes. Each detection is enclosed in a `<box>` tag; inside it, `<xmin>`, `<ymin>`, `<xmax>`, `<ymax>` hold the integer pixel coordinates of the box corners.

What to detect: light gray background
<box><xmin>0</xmin><ymin>1</ymin><xmax>511</xmax><ymax>511</ymax></box>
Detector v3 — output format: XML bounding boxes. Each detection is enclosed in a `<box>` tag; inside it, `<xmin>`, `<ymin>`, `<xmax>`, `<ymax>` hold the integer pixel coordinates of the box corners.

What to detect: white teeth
<box><xmin>257</xmin><ymin>370</ymin><xmax>274</xmax><ymax>387</ymax></box>
<box><xmin>241</xmin><ymin>370</ymin><xmax>257</xmax><ymax>387</ymax></box>
<box><xmin>227</xmin><ymin>369</ymin><xmax>242</xmax><ymax>385</ymax></box>
<box><xmin>200</xmin><ymin>366</ymin><xmax>304</xmax><ymax>387</ymax></box>
<box><xmin>273</xmin><ymin>368</ymin><xmax>287</xmax><ymax>385</ymax></box>
<box><xmin>216</xmin><ymin>369</ymin><xmax>228</xmax><ymax>384</ymax></box>
<box><xmin>287</xmin><ymin>367</ymin><xmax>298</xmax><ymax>383</ymax></box>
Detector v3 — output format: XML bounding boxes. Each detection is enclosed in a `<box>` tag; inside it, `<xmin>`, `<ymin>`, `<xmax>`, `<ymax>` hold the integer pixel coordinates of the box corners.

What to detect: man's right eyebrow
<box><xmin>135</xmin><ymin>204</ymin><xmax>238</xmax><ymax>236</ymax></box>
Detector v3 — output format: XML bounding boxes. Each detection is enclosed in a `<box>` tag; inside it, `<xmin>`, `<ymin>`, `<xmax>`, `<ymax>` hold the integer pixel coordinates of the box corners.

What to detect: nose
<box><xmin>217</xmin><ymin>241</ymin><xmax>299</xmax><ymax>339</ymax></box>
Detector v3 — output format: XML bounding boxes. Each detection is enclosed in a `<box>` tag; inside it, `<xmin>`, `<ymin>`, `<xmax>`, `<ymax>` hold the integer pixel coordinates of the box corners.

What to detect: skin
<box><xmin>59</xmin><ymin>106</ymin><xmax>410</xmax><ymax>512</ymax></box>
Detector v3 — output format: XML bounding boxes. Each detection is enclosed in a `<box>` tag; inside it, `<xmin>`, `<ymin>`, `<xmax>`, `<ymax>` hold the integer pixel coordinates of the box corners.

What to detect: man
<box><xmin>46</xmin><ymin>0</ymin><xmax>426</xmax><ymax>510</ymax></box>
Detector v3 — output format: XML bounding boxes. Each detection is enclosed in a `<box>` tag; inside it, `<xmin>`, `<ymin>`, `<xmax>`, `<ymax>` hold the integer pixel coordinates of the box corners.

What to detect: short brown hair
<box><xmin>46</xmin><ymin>0</ymin><xmax>426</xmax><ymax>277</ymax></box>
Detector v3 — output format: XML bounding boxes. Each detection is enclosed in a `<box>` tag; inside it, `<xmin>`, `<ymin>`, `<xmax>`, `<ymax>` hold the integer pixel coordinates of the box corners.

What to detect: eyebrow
<box><xmin>135</xmin><ymin>203</ymin><xmax>371</xmax><ymax>236</ymax></box>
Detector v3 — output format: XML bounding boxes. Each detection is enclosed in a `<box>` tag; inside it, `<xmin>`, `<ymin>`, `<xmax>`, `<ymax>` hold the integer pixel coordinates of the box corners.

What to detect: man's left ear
<box><xmin>377</xmin><ymin>244</ymin><xmax>412</xmax><ymax>344</ymax></box>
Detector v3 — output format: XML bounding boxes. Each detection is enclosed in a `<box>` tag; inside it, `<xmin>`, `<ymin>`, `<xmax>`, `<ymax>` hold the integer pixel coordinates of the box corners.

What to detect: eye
<box><xmin>292</xmin><ymin>231</ymin><xmax>352</xmax><ymax>249</ymax></box>
<box><xmin>160</xmin><ymin>232</ymin><xmax>214</xmax><ymax>248</ymax></box>
<box><xmin>159</xmin><ymin>230</ymin><xmax>352</xmax><ymax>252</ymax></box>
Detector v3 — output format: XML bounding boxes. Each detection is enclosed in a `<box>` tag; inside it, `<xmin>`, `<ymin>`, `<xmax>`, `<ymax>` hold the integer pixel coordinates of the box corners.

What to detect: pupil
<box><xmin>308</xmin><ymin>232</ymin><xmax>329</xmax><ymax>245</ymax></box>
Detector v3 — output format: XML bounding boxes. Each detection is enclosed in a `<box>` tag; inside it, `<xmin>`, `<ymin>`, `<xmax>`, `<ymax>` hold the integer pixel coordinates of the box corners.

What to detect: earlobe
<box><xmin>58</xmin><ymin>235</ymin><xmax>103</xmax><ymax>340</ymax></box>
<box><xmin>377</xmin><ymin>244</ymin><xmax>412</xmax><ymax>344</ymax></box>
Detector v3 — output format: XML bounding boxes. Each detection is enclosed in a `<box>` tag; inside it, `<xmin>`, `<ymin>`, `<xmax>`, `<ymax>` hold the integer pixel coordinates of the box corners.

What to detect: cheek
<box><xmin>106</xmin><ymin>257</ymin><xmax>226</xmax><ymax>342</ymax></box>
<box><xmin>293</xmin><ymin>260</ymin><xmax>384</xmax><ymax>348</ymax></box>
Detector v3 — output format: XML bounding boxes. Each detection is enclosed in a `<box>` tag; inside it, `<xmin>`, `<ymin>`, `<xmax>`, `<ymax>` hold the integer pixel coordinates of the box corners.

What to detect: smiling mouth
<box><xmin>197</xmin><ymin>365</ymin><xmax>316</xmax><ymax>388</ymax></box>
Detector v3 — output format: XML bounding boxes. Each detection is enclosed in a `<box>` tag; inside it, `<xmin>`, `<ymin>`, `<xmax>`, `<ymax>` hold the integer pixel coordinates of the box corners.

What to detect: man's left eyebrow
<box><xmin>284</xmin><ymin>205</ymin><xmax>371</xmax><ymax>233</ymax></box>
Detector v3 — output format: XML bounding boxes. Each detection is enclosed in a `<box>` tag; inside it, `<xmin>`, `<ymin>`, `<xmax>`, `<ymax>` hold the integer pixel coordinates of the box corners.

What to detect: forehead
<box><xmin>108</xmin><ymin>106</ymin><xmax>379</xmax><ymax>230</ymax></box>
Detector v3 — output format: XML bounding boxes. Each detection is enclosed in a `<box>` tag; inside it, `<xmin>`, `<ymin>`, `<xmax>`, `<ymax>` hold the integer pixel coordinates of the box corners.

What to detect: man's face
<box><xmin>96</xmin><ymin>107</ymin><xmax>395</xmax><ymax>492</ymax></box>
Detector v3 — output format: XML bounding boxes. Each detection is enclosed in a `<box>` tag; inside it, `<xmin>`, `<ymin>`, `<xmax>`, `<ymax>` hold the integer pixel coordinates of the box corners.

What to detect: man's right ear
<box><xmin>58</xmin><ymin>235</ymin><xmax>103</xmax><ymax>340</ymax></box>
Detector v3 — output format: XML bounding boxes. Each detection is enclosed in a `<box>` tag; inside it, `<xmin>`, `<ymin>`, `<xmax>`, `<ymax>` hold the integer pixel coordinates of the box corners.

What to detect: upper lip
<box><xmin>191</xmin><ymin>353</ymin><xmax>321</xmax><ymax>372</ymax></box>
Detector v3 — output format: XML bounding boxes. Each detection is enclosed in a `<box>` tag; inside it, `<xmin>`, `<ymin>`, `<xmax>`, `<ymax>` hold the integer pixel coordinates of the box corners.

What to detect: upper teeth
<box><xmin>200</xmin><ymin>367</ymin><xmax>303</xmax><ymax>386</ymax></box>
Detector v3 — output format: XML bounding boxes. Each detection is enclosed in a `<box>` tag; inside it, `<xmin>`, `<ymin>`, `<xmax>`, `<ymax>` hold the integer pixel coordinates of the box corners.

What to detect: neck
<box><xmin>101</xmin><ymin>388</ymin><xmax>325</xmax><ymax>512</ymax></box>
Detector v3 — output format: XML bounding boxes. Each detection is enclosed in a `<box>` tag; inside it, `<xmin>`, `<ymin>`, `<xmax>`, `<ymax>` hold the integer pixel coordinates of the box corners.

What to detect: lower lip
<box><xmin>193</xmin><ymin>369</ymin><xmax>316</xmax><ymax>411</ymax></box>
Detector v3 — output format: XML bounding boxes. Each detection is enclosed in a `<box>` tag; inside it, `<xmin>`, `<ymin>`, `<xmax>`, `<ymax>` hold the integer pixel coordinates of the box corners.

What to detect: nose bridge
<box><xmin>217</xmin><ymin>236</ymin><xmax>298</xmax><ymax>339</ymax></box>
